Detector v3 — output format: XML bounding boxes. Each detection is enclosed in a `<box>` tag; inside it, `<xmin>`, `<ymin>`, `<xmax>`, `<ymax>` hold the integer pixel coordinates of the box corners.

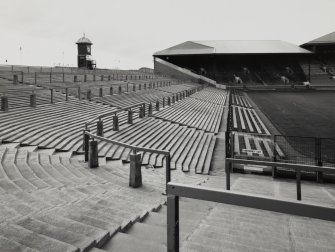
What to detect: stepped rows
<box><xmin>232</xmin><ymin>132</ymin><xmax>284</xmax><ymax>160</ymax></box>
<box><xmin>231</xmin><ymin>105</ymin><xmax>270</xmax><ymax>134</ymax></box>
<box><xmin>0</xmin><ymin>141</ymin><xmax>205</xmax><ymax>252</ymax></box>
<box><xmin>93</xmin><ymin>117</ymin><xmax>216</xmax><ymax>174</ymax></box>
<box><xmin>189</xmin><ymin>87</ymin><xmax>227</xmax><ymax>105</ymax></box>
<box><xmin>0</xmin><ymin>100</ymin><xmax>136</xmax><ymax>152</ymax></box>
<box><xmin>154</xmin><ymin>87</ymin><xmax>227</xmax><ymax>133</ymax></box>
<box><xmin>229</xmin><ymin>91</ymin><xmax>282</xmax><ymax>165</ymax></box>
<box><xmin>93</xmin><ymin>83</ymin><xmax>200</xmax><ymax>109</ymax></box>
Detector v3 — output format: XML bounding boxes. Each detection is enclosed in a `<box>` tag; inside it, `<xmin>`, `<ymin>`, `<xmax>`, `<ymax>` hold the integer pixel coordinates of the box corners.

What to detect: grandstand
<box><xmin>0</xmin><ymin>31</ymin><xmax>335</xmax><ymax>251</ymax></box>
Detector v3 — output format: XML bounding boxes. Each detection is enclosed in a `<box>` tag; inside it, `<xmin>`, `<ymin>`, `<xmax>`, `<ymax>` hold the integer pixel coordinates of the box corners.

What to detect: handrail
<box><xmin>84</xmin><ymin>102</ymin><xmax>145</xmax><ymax>129</ymax></box>
<box><xmin>83</xmin><ymin>130</ymin><xmax>171</xmax><ymax>193</ymax></box>
<box><xmin>226</xmin><ymin>158</ymin><xmax>335</xmax><ymax>173</ymax></box>
<box><xmin>166</xmin><ymin>182</ymin><xmax>335</xmax><ymax>252</ymax></box>
<box><xmin>225</xmin><ymin>158</ymin><xmax>335</xmax><ymax>201</ymax></box>
<box><xmin>85</xmin><ymin>131</ymin><xmax>169</xmax><ymax>155</ymax></box>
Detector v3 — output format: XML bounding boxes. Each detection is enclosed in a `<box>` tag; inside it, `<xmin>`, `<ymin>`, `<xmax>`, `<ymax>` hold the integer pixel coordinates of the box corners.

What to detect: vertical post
<box><xmin>166</xmin><ymin>154</ymin><xmax>171</xmax><ymax>193</ymax></box>
<box><xmin>62</xmin><ymin>72</ymin><xmax>65</xmax><ymax>82</ymax></box>
<box><xmin>34</xmin><ymin>72</ymin><xmax>37</xmax><ymax>85</ymax></box>
<box><xmin>296</xmin><ymin>169</ymin><xmax>301</xmax><ymax>201</ymax></box>
<box><xmin>30</xmin><ymin>93</ymin><xmax>36</xmax><ymax>108</ymax></box>
<box><xmin>1</xmin><ymin>96</ymin><xmax>8</xmax><ymax>112</ymax></box>
<box><xmin>128</xmin><ymin>109</ymin><xmax>133</xmax><ymax>124</ymax></box>
<box><xmin>93</xmin><ymin>74</ymin><xmax>96</xmax><ymax>81</ymax></box>
<box><xmin>163</xmin><ymin>97</ymin><xmax>165</xmax><ymax>108</ymax></box>
<box><xmin>167</xmin><ymin>195</ymin><xmax>179</xmax><ymax>252</ymax></box>
<box><xmin>139</xmin><ymin>84</ymin><xmax>141</xmax><ymax>90</ymax></box>
<box><xmin>87</xmin><ymin>90</ymin><xmax>92</xmax><ymax>101</ymax></box>
<box><xmin>21</xmin><ymin>71</ymin><xmax>24</xmax><ymax>83</ymax></box>
<box><xmin>168</xmin><ymin>97</ymin><xmax>171</xmax><ymax>106</ymax></box>
<box><xmin>142</xmin><ymin>103</ymin><xmax>146</xmax><ymax>117</ymax></box>
<box><xmin>13</xmin><ymin>74</ymin><xmax>18</xmax><ymax>84</ymax></box>
<box><xmin>316</xmin><ymin>138</ymin><xmax>323</xmax><ymax>183</ymax></box>
<box><xmin>113</xmin><ymin>114</ymin><xmax>119</xmax><ymax>131</ymax></box>
<box><xmin>110</xmin><ymin>86</ymin><xmax>113</xmax><ymax>95</ymax></box>
<box><xmin>65</xmin><ymin>88</ymin><xmax>68</xmax><ymax>101</ymax></box>
<box><xmin>74</xmin><ymin>75</ymin><xmax>77</xmax><ymax>82</ymax></box>
<box><xmin>119</xmin><ymin>86</ymin><xmax>122</xmax><ymax>94</ymax></box>
<box><xmin>78</xmin><ymin>87</ymin><xmax>81</xmax><ymax>100</ymax></box>
<box><xmin>89</xmin><ymin>140</ymin><xmax>99</xmax><ymax>168</ymax></box>
<box><xmin>84</xmin><ymin>74</ymin><xmax>87</xmax><ymax>82</ymax></box>
<box><xmin>84</xmin><ymin>129</ymin><xmax>90</xmax><ymax>162</ymax></box>
<box><xmin>129</xmin><ymin>152</ymin><xmax>142</xmax><ymax>188</ymax></box>
<box><xmin>50</xmin><ymin>72</ymin><xmax>52</xmax><ymax>83</ymax></box>
<box><xmin>225</xmin><ymin>160</ymin><xmax>231</xmax><ymax>190</ymax></box>
<box><xmin>144</xmin><ymin>83</ymin><xmax>147</xmax><ymax>89</ymax></box>
<box><xmin>156</xmin><ymin>100</ymin><xmax>160</xmax><ymax>111</ymax></box>
<box><xmin>272</xmin><ymin>135</ymin><xmax>277</xmax><ymax>178</ymax></box>
<box><xmin>50</xmin><ymin>89</ymin><xmax>53</xmax><ymax>104</ymax></box>
<box><xmin>148</xmin><ymin>103</ymin><xmax>153</xmax><ymax>115</ymax></box>
<box><xmin>308</xmin><ymin>60</ymin><xmax>311</xmax><ymax>83</ymax></box>
<box><xmin>99</xmin><ymin>87</ymin><xmax>103</xmax><ymax>97</ymax></box>
<box><xmin>97</xmin><ymin>120</ymin><xmax>104</xmax><ymax>137</ymax></box>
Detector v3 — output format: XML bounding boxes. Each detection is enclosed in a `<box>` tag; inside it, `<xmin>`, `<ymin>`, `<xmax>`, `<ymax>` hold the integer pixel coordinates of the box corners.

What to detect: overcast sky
<box><xmin>1</xmin><ymin>0</ymin><xmax>334</xmax><ymax>69</ymax></box>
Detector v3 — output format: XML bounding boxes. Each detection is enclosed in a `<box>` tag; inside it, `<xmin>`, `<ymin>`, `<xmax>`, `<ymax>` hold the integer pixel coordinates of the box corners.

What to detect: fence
<box><xmin>166</xmin><ymin>181</ymin><xmax>335</xmax><ymax>252</ymax></box>
<box><xmin>274</xmin><ymin>135</ymin><xmax>335</xmax><ymax>168</ymax></box>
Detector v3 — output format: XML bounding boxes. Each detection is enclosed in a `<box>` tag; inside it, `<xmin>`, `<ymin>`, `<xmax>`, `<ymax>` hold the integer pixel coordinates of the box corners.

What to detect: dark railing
<box><xmin>225</xmin><ymin>158</ymin><xmax>335</xmax><ymax>200</ymax></box>
<box><xmin>83</xmin><ymin>131</ymin><xmax>171</xmax><ymax>192</ymax></box>
<box><xmin>166</xmin><ymin>182</ymin><xmax>335</xmax><ymax>252</ymax></box>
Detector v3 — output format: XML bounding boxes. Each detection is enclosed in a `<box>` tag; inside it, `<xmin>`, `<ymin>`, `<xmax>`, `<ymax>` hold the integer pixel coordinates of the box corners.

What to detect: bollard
<box><xmin>176</xmin><ymin>93</ymin><xmax>179</xmax><ymax>102</ymax></box>
<box><xmin>113</xmin><ymin>115</ymin><xmax>119</xmax><ymax>131</ymax></box>
<box><xmin>13</xmin><ymin>74</ymin><xmax>18</xmax><ymax>84</ymax></box>
<box><xmin>49</xmin><ymin>72</ymin><xmax>51</xmax><ymax>83</ymax></box>
<box><xmin>163</xmin><ymin>98</ymin><xmax>165</xmax><ymax>108</ymax></box>
<box><xmin>148</xmin><ymin>103</ymin><xmax>153</xmax><ymax>115</ymax></box>
<box><xmin>139</xmin><ymin>105</ymin><xmax>144</xmax><ymax>118</ymax></box>
<box><xmin>93</xmin><ymin>75</ymin><xmax>96</xmax><ymax>81</ymax></box>
<box><xmin>83</xmin><ymin>130</ymin><xmax>90</xmax><ymax>162</ymax></box>
<box><xmin>65</xmin><ymin>88</ymin><xmax>69</xmax><ymax>101</ymax></box>
<box><xmin>139</xmin><ymin>84</ymin><xmax>141</xmax><ymax>90</ymax></box>
<box><xmin>62</xmin><ymin>73</ymin><xmax>65</xmax><ymax>82</ymax></box>
<box><xmin>50</xmin><ymin>89</ymin><xmax>53</xmax><ymax>104</ymax></box>
<box><xmin>129</xmin><ymin>152</ymin><xmax>142</xmax><ymax>188</ymax></box>
<box><xmin>84</xmin><ymin>75</ymin><xmax>87</xmax><ymax>82</ymax></box>
<box><xmin>34</xmin><ymin>72</ymin><xmax>37</xmax><ymax>84</ymax></box>
<box><xmin>99</xmin><ymin>87</ymin><xmax>103</xmax><ymax>97</ymax></box>
<box><xmin>168</xmin><ymin>97</ymin><xmax>171</xmax><ymax>106</ymax></box>
<box><xmin>172</xmin><ymin>95</ymin><xmax>175</xmax><ymax>104</ymax></box>
<box><xmin>118</xmin><ymin>86</ymin><xmax>122</xmax><ymax>94</ymax></box>
<box><xmin>128</xmin><ymin>109</ymin><xmax>133</xmax><ymax>124</ymax></box>
<box><xmin>149</xmin><ymin>83</ymin><xmax>152</xmax><ymax>89</ymax></box>
<box><xmin>156</xmin><ymin>100</ymin><xmax>160</xmax><ymax>111</ymax></box>
<box><xmin>108</xmin><ymin>75</ymin><xmax>111</xmax><ymax>81</ymax></box>
<box><xmin>110</xmin><ymin>86</ymin><xmax>114</xmax><ymax>95</ymax></box>
<box><xmin>144</xmin><ymin>83</ymin><xmax>147</xmax><ymax>89</ymax></box>
<box><xmin>78</xmin><ymin>87</ymin><xmax>81</xmax><ymax>100</ymax></box>
<box><xmin>133</xmin><ymin>85</ymin><xmax>136</xmax><ymax>92</ymax></box>
<box><xmin>30</xmin><ymin>93</ymin><xmax>36</xmax><ymax>108</ymax></box>
<box><xmin>87</xmin><ymin>90</ymin><xmax>92</xmax><ymax>101</ymax></box>
<box><xmin>97</xmin><ymin>120</ymin><xmax>104</xmax><ymax>137</ymax></box>
<box><xmin>89</xmin><ymin>140</ymin><xmax>99</xmax><ymax>168</ymax></box>
<box><xmin>142</xmin><ymin>103</ymin><xmax>146</xmax><ymax>117</ymax></box>
<box><xmin>1</xmin><ymin>96</ymin><xmax>8</xmax><ymax>111</ymax></box>
<box><xmin>74</xmin><ymin>75</ymin><xmax>77</xmax><ymax>82</ymax></box>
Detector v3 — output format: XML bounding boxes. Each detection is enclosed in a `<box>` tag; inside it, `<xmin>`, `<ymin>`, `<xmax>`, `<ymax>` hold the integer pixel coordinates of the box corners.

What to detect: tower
<box><xmin>76</xmin><ymin>34</ymin><xmax>96</xmax><ymax>69</ymax></box>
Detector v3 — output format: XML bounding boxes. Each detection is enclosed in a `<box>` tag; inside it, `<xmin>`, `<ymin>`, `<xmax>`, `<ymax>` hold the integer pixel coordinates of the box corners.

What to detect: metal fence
<box><xmin>275</xmin><ymin>135</ymin><xmax>335</xmax><ymax>168</ymax></box>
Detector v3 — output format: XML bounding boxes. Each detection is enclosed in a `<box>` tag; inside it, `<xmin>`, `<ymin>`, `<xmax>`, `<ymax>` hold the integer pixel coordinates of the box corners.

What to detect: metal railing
<box><xmin>83</xmin><ymin>131</ymin><xmax>171</xmax><ymax>192</ymax></box>
<box><xmin>84</xmin><ymin>102</ymin><xmax>145</xmax><ymax>129</ymax></box>
<box><xmin>166</xmin><ymin>182</ymin><xmax>335</xmax><ymax>252</ymax></box>
<box><xmin>225</xmin><ymin>158</ymin><xmax>335</xmax><ymax>200</ymax></box>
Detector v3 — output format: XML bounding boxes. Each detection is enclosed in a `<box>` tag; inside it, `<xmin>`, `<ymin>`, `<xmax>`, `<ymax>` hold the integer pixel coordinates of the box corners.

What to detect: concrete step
<box><xmin>102</xmin><ymin>232</ymin><xmax>166</xmax><ymax>252</ymax></box>
<box><xmin>126</xmin><ymin>222</ymin><xmax>166</xmax><ymax>246</ymax></box>
<box><xmin>15</xmin><ymin>217</ymin><xmax>96</xmax><ymax>251</ymax></box>
<box><xmin>0</xmin><ymin>234</ymin><xmax>40</xmax><ymax>252</ymax></box>
<box><xmin>0</xmin><ymin>223</ymin><xmax>79</xmax><ymax>252</ymax></box>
